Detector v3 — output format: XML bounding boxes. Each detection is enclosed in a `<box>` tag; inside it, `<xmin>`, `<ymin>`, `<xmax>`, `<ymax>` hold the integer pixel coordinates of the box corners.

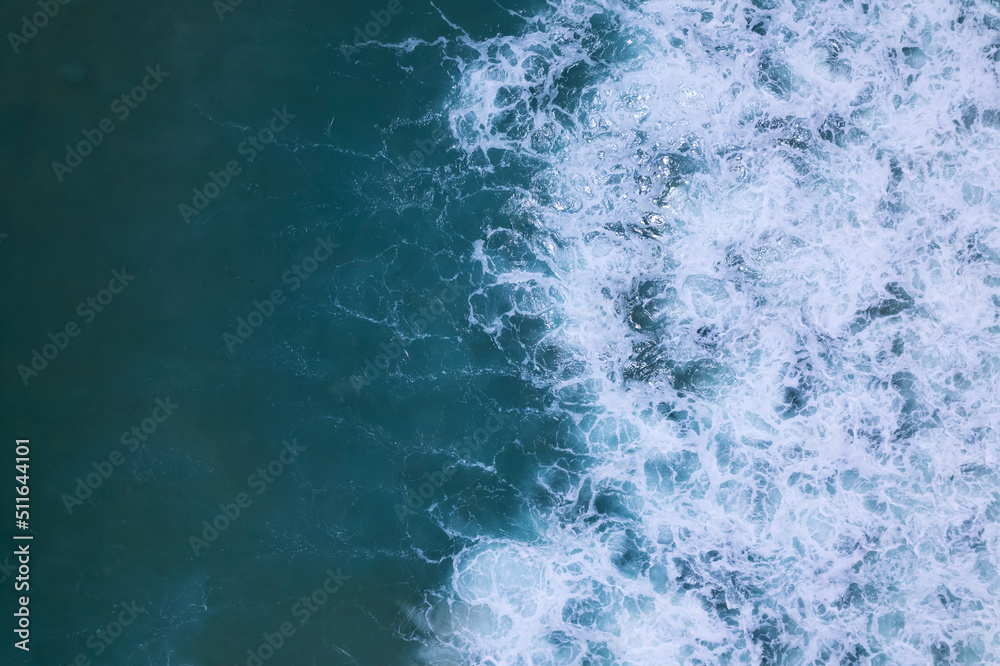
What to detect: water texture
<box><xmin>405</xmin><ymin>0</ymin><xmax>1000</xmax><ymax>663</ymax></box>
<box><xmin>3</xmin><ymin>0</ymin><xmax>1000</xmax><ymax>664</ymax></box>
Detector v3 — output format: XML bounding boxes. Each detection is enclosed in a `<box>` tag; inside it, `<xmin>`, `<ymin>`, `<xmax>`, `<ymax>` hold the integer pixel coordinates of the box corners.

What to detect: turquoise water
<box><xmin>3</xmin><ymin>0</ymin><xmax>1000</xmax><ymax>663</ymax></box>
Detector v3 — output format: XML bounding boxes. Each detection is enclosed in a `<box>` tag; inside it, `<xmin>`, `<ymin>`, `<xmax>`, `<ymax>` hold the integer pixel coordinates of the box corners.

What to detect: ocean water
<box><xmin>3</xmin><ymin>0</ymin><xmax>1000</xmax><ymax>664</ymax></box>
<box><xmin>408</xmin><ymin>0</ymin><xmax>1000</xmax><ymax>662</ymax></box>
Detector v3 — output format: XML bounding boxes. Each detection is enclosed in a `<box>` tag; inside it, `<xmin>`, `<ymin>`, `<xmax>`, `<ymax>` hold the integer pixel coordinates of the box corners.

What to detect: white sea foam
<box><xmin>412</xmin><ymin>0</ymin><xmax>1000</xmax><ymax>662</ymax></box>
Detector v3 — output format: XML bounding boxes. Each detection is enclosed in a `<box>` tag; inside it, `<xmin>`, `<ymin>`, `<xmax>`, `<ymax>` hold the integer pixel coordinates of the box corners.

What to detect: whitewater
<box><xmin>400</xmin><ymin>0</ymin><xmax>1000</xmax><ymax>662</ymax></box>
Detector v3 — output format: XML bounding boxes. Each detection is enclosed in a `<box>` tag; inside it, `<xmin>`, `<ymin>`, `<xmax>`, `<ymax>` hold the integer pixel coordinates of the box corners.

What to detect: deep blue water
<box><xmin>3</xmin><ymin>0</ymin><xmax>1000</xmax><ymax>664</ymax></box>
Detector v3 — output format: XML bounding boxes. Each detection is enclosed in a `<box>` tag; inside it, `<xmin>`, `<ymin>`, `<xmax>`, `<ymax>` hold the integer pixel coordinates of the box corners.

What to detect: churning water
<box><xmin>401</xmin><ymin>1</ymin><xmax>1000</xmax><ymax>663</ymax></box>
